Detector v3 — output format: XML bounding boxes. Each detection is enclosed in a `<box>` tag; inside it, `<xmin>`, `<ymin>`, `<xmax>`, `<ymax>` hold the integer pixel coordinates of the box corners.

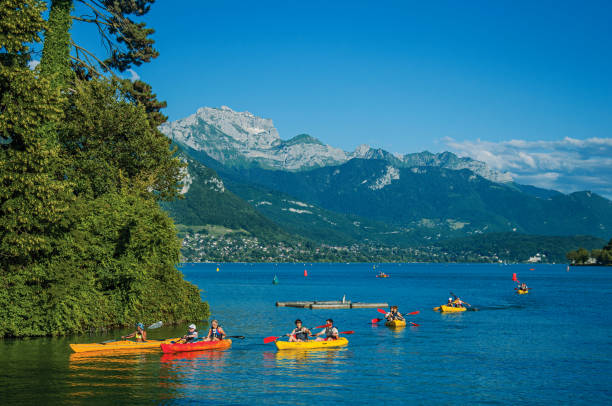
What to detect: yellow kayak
<box><xmin>517</xmin><ymin>289</ymin><xmax>529</xmax><ymax>294</ymax></box>
<box><xmin>275</xmin><ymin>337</ymin><xmax>349</xmax><ymax>350</ymax></box>
<box><xmin>436</xmin><ymin>305</ymin><xmax>466</xmax><ymax>313</ymax></box>
<box><xmin>70</xmin><ymin>338</ymin><xmax>178</xmax><ymax>353</ymax></box>
<box><xmin>384</xmin><ymin>319</ymin><xmax>406</xmax><ymax>327</ymax></box>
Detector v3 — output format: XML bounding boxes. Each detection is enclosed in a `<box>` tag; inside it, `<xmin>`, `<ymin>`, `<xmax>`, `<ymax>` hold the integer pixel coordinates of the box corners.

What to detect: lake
<box><xmin>1</xmin><ymin>263</ymin><xmax>611</xmax><ymax>404</ymax></box>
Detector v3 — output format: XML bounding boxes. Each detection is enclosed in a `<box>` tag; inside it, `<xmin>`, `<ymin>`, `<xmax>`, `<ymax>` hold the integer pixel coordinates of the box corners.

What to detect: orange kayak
<box><xmin>160</xmin><ymin>339</ymin><xmax>232</xmax><ymax>353</ymax></box>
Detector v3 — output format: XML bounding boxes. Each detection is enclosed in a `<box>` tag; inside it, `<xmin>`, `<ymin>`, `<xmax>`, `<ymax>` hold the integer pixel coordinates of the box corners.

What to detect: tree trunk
<box><xmin>41</xmin><ymin>0</ymin><xmax>73</xmax><ymax>88</ymax></box>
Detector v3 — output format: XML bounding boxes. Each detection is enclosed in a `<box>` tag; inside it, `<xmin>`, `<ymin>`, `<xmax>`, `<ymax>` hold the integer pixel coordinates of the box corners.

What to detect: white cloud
<box><xmin>444</xmin><ymin>137</ymin><xmax>612</xmax><ymax>199</ymax></box>
<box><xmin>125</xmin><ymin>69</ymin><xmax>140</xmax><ymax>82</ymax></box>
<box><xmin>28</xmin><ymin>60</ymin><xmax>40</xmax><ymax>70</ymax></box>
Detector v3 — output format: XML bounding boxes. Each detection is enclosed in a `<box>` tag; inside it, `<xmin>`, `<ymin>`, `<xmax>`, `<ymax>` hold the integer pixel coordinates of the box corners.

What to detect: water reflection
<box><xmin>160</xmin><ymin>349</ymin><xmax>228</xmax><ymax>363</ymax></box>
<box><xmin>69</xmin><ymin>349</ymin><xmax>159</xmax><ymax>365</ymax></box>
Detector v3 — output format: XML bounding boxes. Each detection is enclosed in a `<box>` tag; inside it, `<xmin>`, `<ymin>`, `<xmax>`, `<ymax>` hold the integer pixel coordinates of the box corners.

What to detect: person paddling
<box><xmin>314</xmin><ymin>319</ymin><xmax>339</xmax><ymax>341</ymax></box>
<box><xmin>453</xmin><ymin>297</ymin><xmax>471</xmax><ymax>308</ymax></box>
<box><xmin>122</xmin><ymin>323</ymin><xmax>147</xmax><ymax>342</ymax></box>
<box><xmin>286</xmin><ymin>319</ymin><xmax>312</xmax><ymax>343</ymax></box>
<box><xmin>182</xmin><ymin>324</ymin><xmax>199</xmax><ymax>343</ymax></box>
<box><xmin>385</xmin><ymin>305</ymin><xmax>405</xmax><ymax>322</ymax></box>
<box><xmin>203</xmin><ymin>319</ymin><xmax>226</xmax><ymax>342</ymax></box>
<box><xmin>287</xmin><ymin>319</ymin><xmax>311</xmax><ymax>342</ymax></box>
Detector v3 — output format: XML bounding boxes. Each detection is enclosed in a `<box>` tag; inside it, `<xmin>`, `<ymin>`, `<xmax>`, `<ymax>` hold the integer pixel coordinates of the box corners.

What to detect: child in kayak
<box><xmin>181</xmin><ymin>324</ymin><xmax>199</xmax><ymax>342</ymax></box>
<box><xmin>385</xmin><ymin>305</ymin><xmax>405</xmax><ymax>322</ymax></box>
<box><xmin>314</xmin><ymin>319</ymin><xmax>339</xmax><ymax>341</ymax></box>
<box><xmin>519</xmin><ymin>283</ymin><xmax>528</xmax><ymax>291</ymax></box>
<box><xmin>203</xmin><ymin>319</ymin><xmax>226</xmax><ymax>342</ymax></box>
<box><xmin>122</xmin><ymin>323</ymin><xmax>147</xmax><ymax>342</ymax></box>
<box><xmin>287</xmin><ymin>319</ymin><xmax>311</xmax><ymax>342</ymax></box>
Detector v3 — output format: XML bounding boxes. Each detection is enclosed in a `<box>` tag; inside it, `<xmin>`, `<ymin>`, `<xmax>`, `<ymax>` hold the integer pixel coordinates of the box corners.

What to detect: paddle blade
<box><xmin>410</xmin><ymin>322</ymin><xmax>420</xmax><ymax>327</ymax></box>
<box><xmin>377</xmin><ymin>308</ymin><xmax>388</xmax><ymax>314</ymax></box>
<box><xmin>404</xmin><ymin>311</ymin><xmax>420</xmax><ymax>316</ymax></box>
<box><xmin>263</xmin><ymin>336</ymin><xmax>280</xmax><ymax>344</ymax></box>
<box><xmin>339</xmin><ymin>331</ymin><xmax>354</xmax><ymax>334</ymax></box>
<box><xmin>148</xmin><ymin>321</ymin><xmax>163</xmax><ymax>330</ymax></box>
<box><xmin>371</xmin><ymin>318</ymin><xmax>382</xmax><ymax>324</ymax></box>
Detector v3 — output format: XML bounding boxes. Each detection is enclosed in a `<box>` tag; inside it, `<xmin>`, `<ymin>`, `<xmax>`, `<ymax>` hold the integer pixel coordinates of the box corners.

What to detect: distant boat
<box><xmin>272</xmin><ymin>275</ymin><xmax>279</xmax><ymax>285</ymax></box>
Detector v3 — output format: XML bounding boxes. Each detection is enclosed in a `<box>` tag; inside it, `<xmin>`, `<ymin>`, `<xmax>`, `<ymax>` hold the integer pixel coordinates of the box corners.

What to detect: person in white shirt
<box><xmin>314</xmin><ymin>319</ymin><xmax>339</xmax><ymax>341</ymax></box>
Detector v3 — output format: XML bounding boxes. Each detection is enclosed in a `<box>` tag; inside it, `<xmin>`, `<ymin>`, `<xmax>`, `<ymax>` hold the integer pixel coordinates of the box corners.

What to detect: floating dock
<box><xmin>276</xmin><ymin>300</ymin><xmax>388</xmax><ymax>309</ymax></box>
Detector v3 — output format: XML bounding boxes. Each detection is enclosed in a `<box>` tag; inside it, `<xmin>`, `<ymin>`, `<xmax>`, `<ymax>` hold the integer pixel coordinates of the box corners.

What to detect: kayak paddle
<box><xmin>263</xmin><ymin>335</ymin><xmax>284</xmax><ymax>344</ymax></box>
<box><xmin>263</xmin><ymin>324</ymin><xmax>328</xmax><ymax>343</ymax></box>
<box><xmin>449</xmin><ymin>292</ymin><xmax>471</xmax><ymax>307</ymax></box>
<box><xmin>225</xmin><ymin>335</ymin><xmax>245</xmax><ymax>339</ymax></box>
<box><xmin>101</xmin><ymin>321</ymin><xmax>163</xmax><ymax>344</ymax></box>
<box><xmin>376</xmin><ymin>308</ymin><xmax>419</xmax><ymax>315</ymax></box>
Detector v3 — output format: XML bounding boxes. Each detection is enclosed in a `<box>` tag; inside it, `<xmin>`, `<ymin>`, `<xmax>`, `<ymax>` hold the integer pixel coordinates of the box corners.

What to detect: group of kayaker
<box><xmin>286</xmin><ymin>318</ymin><xmax>339</xmax><ymax>342</ymax></box>
<box><xmin>123</xmin><ymin>320</ymin><xmax>227</xmax><ymax>343</ymax></box>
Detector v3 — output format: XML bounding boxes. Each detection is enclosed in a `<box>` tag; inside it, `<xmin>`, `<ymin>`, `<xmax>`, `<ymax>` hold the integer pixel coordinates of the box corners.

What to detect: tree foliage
<box><xmin>0</xmin><ymin>1</ymin><xmax>208</xmax><ymax>337</ymax></box>
<box><xmin>60</xmin><ymin>78</ymin><xmax>182</xmax><ymax>201</ymax></box>
<box><xmin>567</xmin><ymin>238</ymin><xmax>612</xmax><ymax>266</ymax></box>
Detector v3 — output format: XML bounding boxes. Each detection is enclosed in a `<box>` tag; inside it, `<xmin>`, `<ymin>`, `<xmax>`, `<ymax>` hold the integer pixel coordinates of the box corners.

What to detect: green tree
<box><xmin>0</xmin><ymin>0</ymin><xmax>208</xmax><ymax>337</ymax></box>
<box><xmin>41</xmin><ymin>0</ymin><xmax>158</xmax><ymax>82</ymax></box>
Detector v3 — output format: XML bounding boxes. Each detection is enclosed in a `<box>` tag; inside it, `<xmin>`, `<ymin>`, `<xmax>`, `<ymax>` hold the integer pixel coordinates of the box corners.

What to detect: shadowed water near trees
<box><xmin>0</xmin><ymin>0</ymin><xmax>208</xmax><ymax>337</ymax></box>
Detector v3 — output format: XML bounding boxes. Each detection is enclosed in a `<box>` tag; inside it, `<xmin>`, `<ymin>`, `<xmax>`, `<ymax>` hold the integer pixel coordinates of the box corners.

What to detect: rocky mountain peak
<box><xmin>160</xmin><ymin>106</ymin><xmax>513</xmax><ymax>182</ymax></box>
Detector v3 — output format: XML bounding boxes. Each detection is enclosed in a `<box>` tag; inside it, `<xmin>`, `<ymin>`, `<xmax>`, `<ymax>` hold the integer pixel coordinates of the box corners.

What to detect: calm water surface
<box><xmin>1</xmin><ymin>263</ymin><xmax>611</xmax><ymax>404</ymax></box>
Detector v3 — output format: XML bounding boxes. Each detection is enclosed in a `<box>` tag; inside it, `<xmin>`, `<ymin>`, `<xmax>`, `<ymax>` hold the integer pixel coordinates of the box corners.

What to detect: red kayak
<box><xmin>160</xmin><ymin>339</ymin><xmax>232</xmax><ymax>353</ymax></box>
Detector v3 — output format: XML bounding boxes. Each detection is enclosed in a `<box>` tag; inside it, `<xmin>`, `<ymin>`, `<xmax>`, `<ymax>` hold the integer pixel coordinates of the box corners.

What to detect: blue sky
<box><xmin>67</xmin><ymin>0</ymin><xmax>612</xmax><ymax>196</ymax></box>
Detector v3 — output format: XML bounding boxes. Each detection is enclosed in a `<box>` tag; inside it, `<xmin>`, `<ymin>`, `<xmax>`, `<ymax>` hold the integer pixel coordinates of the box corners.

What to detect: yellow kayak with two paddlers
<box><xmin>384</xmin><ymin>319</ymin><xmax>407</xmax><ymax>327</ymax></box>
<box><xmin>275</xmin><ymin>337</ymin><xmax>349</xmax><ymax>350</ymax></box>
<box><xmin>434</xmin><ymin>305</ymin><xmax>467</xmax><ymax>313</ymax></box>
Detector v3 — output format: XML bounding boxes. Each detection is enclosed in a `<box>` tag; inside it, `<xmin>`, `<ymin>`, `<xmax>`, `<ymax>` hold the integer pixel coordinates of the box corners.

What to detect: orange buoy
<box><xmin>304</xmin><ymin>269</ymin><xmax>308</xmax><ymax>277</ymax></box>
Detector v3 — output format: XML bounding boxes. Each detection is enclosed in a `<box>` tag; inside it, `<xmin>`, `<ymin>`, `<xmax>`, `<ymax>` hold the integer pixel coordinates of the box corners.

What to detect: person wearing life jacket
<box><xmin>182</xmin><ymin>324</ymin><xmax>199</xmax><ymax>343</ymax></box>
<box><xmin>203</xmin><ymin>319</ymin><xmax>226</xmax><ymax>342</ymax></box>
<box><xmin>122</xmin><ymin>323</ymin><xmax>147</xmax><ymax>342</ymax></box>
<box><xmin>520</xmin><ymin>283</ymin><xmax>528</xmax><ymax>291</ymax></box>
<box><xmin>446</xmin><ymin>297</ymin><xmax>454</xmax><ymax>307</ymax></box>
<box><xmin>453</xmin><ymin>298</ymin><xmax>471</xmax><ymax>308</ymax></box>
<box><xmin>385</xmin><ymin>306</ymin><xmax>405</xmax><ymax>322</ymax></box>
<box><xmin>314</xmin><ymin>319</ymin><xmax>339</xmax><ymax>341</ymax></box>
<box><xmin>287</xmin><ymin>319</ymin><xmax>311</xmax><ymax>342</ymax></box>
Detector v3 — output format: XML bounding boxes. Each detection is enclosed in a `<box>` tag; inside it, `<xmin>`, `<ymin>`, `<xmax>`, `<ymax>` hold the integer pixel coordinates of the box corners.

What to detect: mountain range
<box><xmin>159</xmin><ymin>106</ymin><xmax>612</xmax><ymax>260</ymax></box>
